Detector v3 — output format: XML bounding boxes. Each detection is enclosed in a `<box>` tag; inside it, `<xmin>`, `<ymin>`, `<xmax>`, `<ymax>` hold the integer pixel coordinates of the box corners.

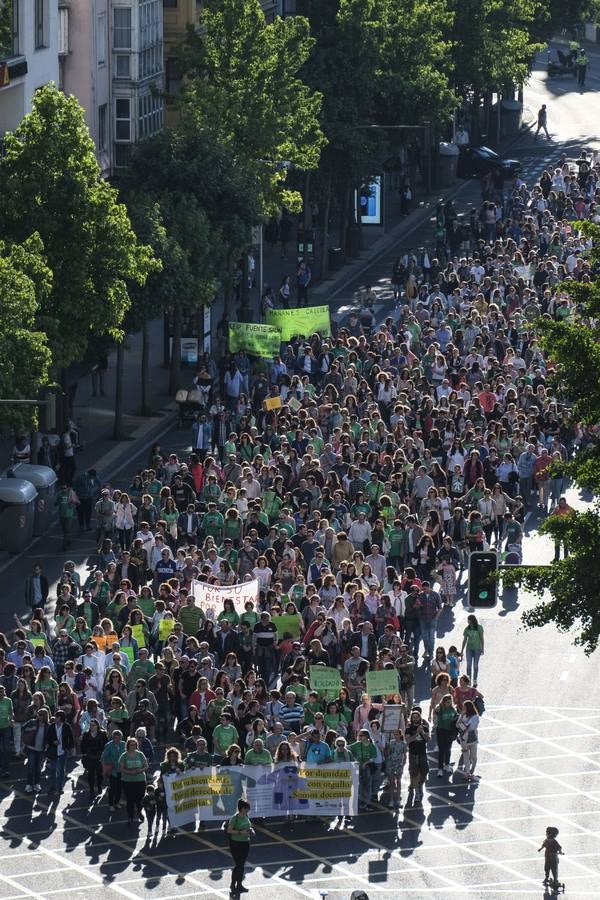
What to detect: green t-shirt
<box><xmin>212</xmin><ymin>723</ymin><xmax>238</xmax><ymax>756</ymax></box>
<box><xmin>118</xmin><ymin>750</ymin><xmax>147</xmax><ymax>782</ymax></box>
<box><xmin>244</xmin><ymin>748</ymin><xmax>272</xmax><ymax>765</ymax></box>
<box><xmin>349</xmin><ymin>740</ymin><xmax>377</xmax><ymax>763</ymax></box>
<box><xmin>463</xmin><ymin>625</ymin><xmax>484</xmax><ymax>651</ymax></box>
<box><xmin>0</xmin><ymin>697</ymin><xmax>13</xmax><ymax>728</ymax></box>
<box><xmin>228</xmin><ymin>812</ymin><xmax>252</xmax><ymax>842</ymax></box>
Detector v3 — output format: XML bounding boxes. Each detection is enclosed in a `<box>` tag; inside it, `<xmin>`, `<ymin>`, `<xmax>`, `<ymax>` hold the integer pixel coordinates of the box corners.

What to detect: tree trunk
<box><xmin>140</xmin><ymin>318</ymin><xmax>151</xmax><ymax>417</ymax></box>
<box><xmin>169</xmin><ymin>303</ymin><xmax>182</xmax><ymax>395</ymax></box>
<box><xmin>113</xmin><ymin>341</ymin><xmax>125</xmax><ymax>440</ymax></box>
<box><xmin>223</xmin><ymin>250</ymin><xmax>232</xmax><ymax>317</ymax></box>
<box><xmin>320</xmin><ymin>175</ymin><xmax>332</xmax><ymax>280</ymax></box>
<box><xmin>339</xmin><ymin>184</ymin><xmax>349</xmax><ymax>262</ymax></box>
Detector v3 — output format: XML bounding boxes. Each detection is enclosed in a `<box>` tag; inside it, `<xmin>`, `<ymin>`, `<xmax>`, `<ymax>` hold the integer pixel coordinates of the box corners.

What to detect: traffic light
<box><xmin>468</xmin><ymin>551</ymin><xmax>498</xmax><ymax>609</ymax></box>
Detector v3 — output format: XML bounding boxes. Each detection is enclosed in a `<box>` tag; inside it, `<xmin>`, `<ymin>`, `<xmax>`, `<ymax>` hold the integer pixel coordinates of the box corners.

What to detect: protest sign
<box><xmin>381</xmin><ymin>705</ymin><xmax>404</xmax><ymax>732</ymax></box>
<box><xmin>228</xmin><ymin>322</ymin><xmax>282</xmax><ymax>359</ymax></box>
<box><xmin>192</xmin><ymin>579</ymin><xmax>259</xmax><ymax>619</ymax></box>
<box><xmin>121</xmin><ymin>646</ymin><xmax>135</xmax><ymax>666</ymax></box>
<box><xmin>272</xmin><ymin>613</ymin><xmax>301</xmax><ymax>640</ymax></box>
<box><xmin>367</xmin><ymin>669</ymin><xmax>399</xmax><ymax>697</ymax></box>
<box><xmin>310</xmin><ymin>665</ymin><xmax>342</xmax><ymax>694</ymax></box>
<box><xmin>131</xmin><ymin>624</ymin><xmax>146</xmax><ymax>649</ymax></box>
<box><xmin>266</xmin><ymin>305</ymin><xmax>331</xmax><ymax>341</ymax></box>
<box><xmin>163</xmin><ymin>762</ymin><xmax>359</xmax><ymax>826</ymax></box>
<box><xmin>158</xmin><ymin>618</ymin><xmax>175</xmax><ymax>641</ymax></box>
<box><xmin>263</xmin><ymin>396</ymin><xmax>282</xmax><ymax>411</ymax></box>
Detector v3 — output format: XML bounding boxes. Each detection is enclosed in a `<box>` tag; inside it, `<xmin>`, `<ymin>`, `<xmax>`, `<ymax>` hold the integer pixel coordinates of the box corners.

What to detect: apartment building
<box><xmin>0</xmin><ymin>0</ymin><xmax>60</xmax><ymax>137</ymax></box>
<box><xmin>59</xmin><ymin>0</ymin><xmax>164</xmax><ymax>175</ymax></box>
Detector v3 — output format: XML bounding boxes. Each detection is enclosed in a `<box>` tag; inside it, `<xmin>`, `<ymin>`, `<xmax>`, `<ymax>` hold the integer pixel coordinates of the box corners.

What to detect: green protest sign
<box><xmin>367</xmin><ymin>669</ymin><xmax>399</xmax><ymax>697</ymax></box>
<box><xmin>310</xmin><ymin>665</ymin><xmax>342</xmax><ymax>694</ymax></box>
<box><xmin>272</xmin><ymin>614</ymin><xmax>301</xmax><ymax>639</ymax></box>
<box><xmin>228</xmin><ymin>322</ymin><xmax>281</xmax><ymax>358</ymax></box>
<box><xmin>121</xmin><ymin>646</ymin><xmax>135</xmax><ymax>665</ymax></box>
<box><xmin>266</xmin><ymin>305</ymin><xmax>331</xmax><ymax>341</ymax></box>
<box><xmin>131</xmin><ymin>624</ymin><xmax>146</xmax><ymax>649</ymax></box>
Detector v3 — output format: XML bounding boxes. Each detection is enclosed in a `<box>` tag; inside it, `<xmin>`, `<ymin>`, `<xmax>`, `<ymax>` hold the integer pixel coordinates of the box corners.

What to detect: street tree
<box><xmin>181</xmin><ymin>0</ymin><xmax>325</xmax><ymax>216</ymax></box>
<box><xmin>507</xmin><ymin>220</ymin><xmax>600</xmax><ymax>654</ymax></box>
<box><xmin>0</xmin><ymin>235</ymin><xmax>52</xmax><ymax>432</ymax></box>
<box><xmin>448</xmin><ymin>0</ymin><xmax>544</xmax><ymax>137</ymax></box>
<box><xmin>125</xmin><ymin>124</ymin><xmax>259</xmax><ymax>391</ymax></box>
<box><xmin>0</xmin><ymin>84</ymin><xmax>156</xmax><ymax>372</ymax></box>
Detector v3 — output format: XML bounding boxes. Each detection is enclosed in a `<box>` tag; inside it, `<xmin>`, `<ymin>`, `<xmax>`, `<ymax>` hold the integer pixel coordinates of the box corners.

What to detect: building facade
<box><xmin>261</xmin><ymin>0</ymin><xmax>296</xmax><ymax>21</ymax></box>
<box><xmin>59</xmin><ymin>0</ymin><xmax>164</xmax><ymax>175</ymax></box>
<box><xmin>0</xmin><ymin>0</ymin><xmax>60</xmax><ymax>137</ymax></box>
<box><xmin>58</xmin><ymin>0</ymin><xmax>111</xmax><ymax>174</ymax></box>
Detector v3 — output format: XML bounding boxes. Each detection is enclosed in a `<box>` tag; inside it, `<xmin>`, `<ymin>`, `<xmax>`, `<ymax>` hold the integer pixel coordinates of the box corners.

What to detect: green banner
<box><xmin>266</xmin><ymin>305</ymin><xmax>331</xmax><ymax>341</ymax></box>
<box><xmin>228</xmin><ymin>322</ymin><xmax>281</xmax><ymax>358</ymax></box>
<box><xmin>366</xmin><ymin>669</ymin><xmax>399</xmax><ymax>697</ymax></box>
<box><xmin>272</xmin><ymin>613</ymin><xmax>301</xmax><ymax>640</ymax></box>
<box><xmin>310</xmin><ymin>665</ymin><xmax>342</xmax><ymax>694</ymax></box>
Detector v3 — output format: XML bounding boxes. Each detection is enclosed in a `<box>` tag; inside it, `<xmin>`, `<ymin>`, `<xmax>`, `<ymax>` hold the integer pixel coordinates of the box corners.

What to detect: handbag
<box><xmin>474</xmin><ymin>694</ymin><xmax>485</xmax><ymax>716</ymax></box>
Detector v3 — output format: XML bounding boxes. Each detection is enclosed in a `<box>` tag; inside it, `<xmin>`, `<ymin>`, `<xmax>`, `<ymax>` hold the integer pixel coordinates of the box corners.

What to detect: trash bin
<box><xmin>0</xmin><ymin>479</ymin><xmax>38</xmax><ymax>552</ymax></box>
<box><xmin>328</xmin><ymin>247</ymin><xmax>343</xmax><ymax>272</ymax></box>
<box><xmin>437</xmin><ymin>142</ymin><xmax>459</xmax><ymax>186</ymax></box>
<box><xmin>501</xmin><ymin>100</ymin><xmax>522</xmax><ymax>138</ymax></box>
<box><xmin>7</xmin><ymin>463</ymin><xmax>57</xmax><ymax>536</ymax></box>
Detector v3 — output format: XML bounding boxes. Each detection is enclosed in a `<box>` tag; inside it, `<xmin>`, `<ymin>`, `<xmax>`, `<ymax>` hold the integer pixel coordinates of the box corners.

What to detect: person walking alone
<box><xmin>534</xmin><ymin>105</ymin><xmax>550</xmax><ymax>141</ymax></box>
<box><xmin>227</xmin><ymin>798</ymin><xmax>255</xmax><ymax>896</ymax></box>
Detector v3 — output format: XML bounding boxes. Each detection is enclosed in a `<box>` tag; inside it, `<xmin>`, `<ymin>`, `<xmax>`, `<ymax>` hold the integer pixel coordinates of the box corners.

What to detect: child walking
<box><xmin>538</xmin><ymin>825</ymin><xmax>563</xmax><ymax>886</ymax></box>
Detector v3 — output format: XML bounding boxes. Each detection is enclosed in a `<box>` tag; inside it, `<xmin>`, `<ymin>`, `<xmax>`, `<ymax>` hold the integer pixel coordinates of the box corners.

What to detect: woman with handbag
<box><xmin>457</xmin><ymin>699</ymin><xmax>480</xmax><ymax>780</ymax></box>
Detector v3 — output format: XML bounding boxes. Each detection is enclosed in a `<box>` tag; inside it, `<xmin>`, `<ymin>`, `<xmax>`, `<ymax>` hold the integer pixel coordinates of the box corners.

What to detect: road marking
<box><xmin>7</xmin><ymin>790</ymin><xmax>232</xmax><ymax>900</ymax></box>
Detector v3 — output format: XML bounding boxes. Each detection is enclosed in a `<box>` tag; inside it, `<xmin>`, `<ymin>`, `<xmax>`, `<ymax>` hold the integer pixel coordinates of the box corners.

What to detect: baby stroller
<box><xmin>175</xmin><ymin>388</ymin><xmax>204</xmax><ymax>428</ymax></box>
<box><xmin>504</xmin><ymin>543</ymin><xmax>523</xmax><ymax>566</ymax></box>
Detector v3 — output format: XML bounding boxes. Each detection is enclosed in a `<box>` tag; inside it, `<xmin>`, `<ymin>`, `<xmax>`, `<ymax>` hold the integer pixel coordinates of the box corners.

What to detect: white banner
<box><xmin>163</xmin><ymin>762</ymin><xmax>359</xmax><ymax>826</ymax></box>
<box><xmin>191</xmin><ymin>579</ymin><xmax>259</xmax><ymax>619</ymax></box>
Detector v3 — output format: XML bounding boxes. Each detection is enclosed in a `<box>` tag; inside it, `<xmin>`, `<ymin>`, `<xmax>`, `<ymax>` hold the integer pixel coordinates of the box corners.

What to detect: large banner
<box><xmin>191</xmin><ymin>579</ymin><xmax>259</xmax><ymax>618</ymax></box>
<box><xmin>163</xmin><ymin>762</ymin><xmax>359</xmax><ymax>826</ymax></box>
<box><xmin>228</xmin><ymin>322</ymin><xmax>281</xmax><ymax>358</ymax></box>
<box><xmin>266</xmin><ymin>305</ymin><xmax>331</xmax><ymax>341</ymax></box>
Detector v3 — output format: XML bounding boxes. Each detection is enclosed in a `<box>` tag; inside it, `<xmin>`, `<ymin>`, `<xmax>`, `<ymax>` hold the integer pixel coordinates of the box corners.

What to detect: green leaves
<box><xmin>0</xmin><ymin>85</ymin><xmax>157</xmax><ymax>370</ymax></box>
<box><xmin>181</xmin><ymin>0</ymin><xmax>325</xmax><ymax>216</ymax></box>
<box><xmin>0</xmin><ymin>236</ymin><xmax>52</xmax><ymax>431</ymax></box>
<box><xmin>510</xmin><ymin>221</ymin><xmax>600</xmax><ymax>654</ymax></box>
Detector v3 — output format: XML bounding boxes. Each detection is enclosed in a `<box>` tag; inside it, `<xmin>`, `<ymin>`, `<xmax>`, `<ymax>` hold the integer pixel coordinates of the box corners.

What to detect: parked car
<box><xmin>457</xmin><ymin>146</ymin><xmax>521</xmax><ymax>180</ymax></box>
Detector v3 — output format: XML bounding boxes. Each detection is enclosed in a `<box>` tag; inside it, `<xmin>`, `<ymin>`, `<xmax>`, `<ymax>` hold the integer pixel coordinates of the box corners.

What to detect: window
<box><xmin>0</xmin><ymin>0</ymin><xmax>19</xmax><ymax>59</ymax></box>
<box><xmin>98</xmin><ymin>104</ymin><xmax>107</xmax><ymax>151</ymax></box>
<box><xmin>163</xmin><ymin>1</ymin><xmax>178</xmax><ymax>7</ymax></box>
<box><xmin>97</xmin><ymin>13</ymin><xmax>106</xmax><ymax>65</ymax></box>
<box><xmin>35</xmin><ymin>0</ymin><xmax>47</xmax><ymax>50</ymax></box>
<box><xmin>114</xmin><ymin>54</ymin><xmax>130</xmax><ymax>78</ymax></box>
<box><xmin>138</xmin><ymin>91</ymin><xmax>163</xmax><ymax>138</ymax></box>
<box><xmin>115</xmin><ymin>97</ymin><xmax>130</xmax><ymax>141</ymax></box>
<box><xmin>113</xmin><ymin>7</ymin><xmax>131</xmax><ymax>50</ymax></box>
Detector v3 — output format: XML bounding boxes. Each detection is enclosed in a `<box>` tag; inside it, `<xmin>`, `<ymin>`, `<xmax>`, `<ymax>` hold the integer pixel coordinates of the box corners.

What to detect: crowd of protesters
<box><xmin>0</xmin><ymin>149</ymin><xmax>593</xmax><ymax>856</ymax></box>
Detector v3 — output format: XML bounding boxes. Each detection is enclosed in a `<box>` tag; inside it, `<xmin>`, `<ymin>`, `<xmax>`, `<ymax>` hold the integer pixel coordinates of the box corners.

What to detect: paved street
<box><xmin>1</xmin><ymin>49</ymin><xmax>600</xmax><ymax>899</ymax></box>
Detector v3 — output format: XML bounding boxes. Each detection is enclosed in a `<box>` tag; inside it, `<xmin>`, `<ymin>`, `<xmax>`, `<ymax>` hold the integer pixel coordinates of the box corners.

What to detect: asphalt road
<box><xmin>1</xmin><ymin>51</ymin><xmax>600</xmax><ymax>899</ymax></box>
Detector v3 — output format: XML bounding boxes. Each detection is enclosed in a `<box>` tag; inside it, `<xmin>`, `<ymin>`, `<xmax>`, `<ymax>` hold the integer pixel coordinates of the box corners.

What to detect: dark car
<box><xmin>457</xmin><ymin>146</ymin><xmax>521</xmax><ymax>180</ymax></box>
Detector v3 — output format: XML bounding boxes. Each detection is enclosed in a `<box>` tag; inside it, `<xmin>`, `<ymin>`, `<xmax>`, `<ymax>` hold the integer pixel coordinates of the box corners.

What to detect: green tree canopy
<box><xmin>180</xmin><ymin>0</ymin><xmax>325</xmax><ymax>213</ymax></box>
<box><xmin>0</xmin><ymin>84</ymin><xmax>156</xmax><ymax>370</ymax></box>
<box><xmin>507</xmin><ymin>221</ymin><xmax>600</xmax><ymax>654</ymax></box>
<box><xmin>0</xmin><ymin>234</ymin><xmax>52</xmax><ymax>431</ymax></box>
<box><xmin>448</xmin><ymin>0</ymin><xmax>544</xmax><ymax>99</ymax></box>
